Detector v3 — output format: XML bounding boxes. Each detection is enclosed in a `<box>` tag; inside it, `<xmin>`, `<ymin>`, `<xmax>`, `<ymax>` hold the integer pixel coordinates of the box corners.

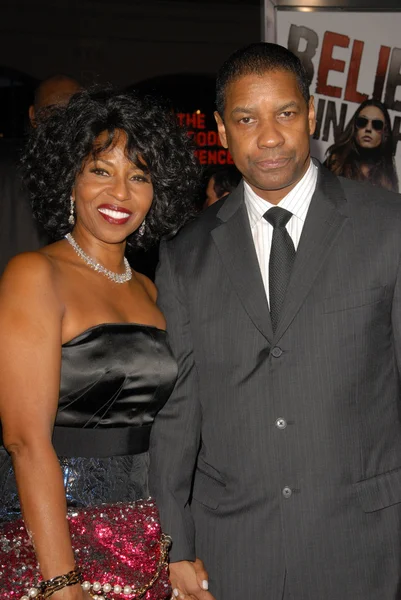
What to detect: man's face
<box><xmin>29</xmin><ymin>78</ymin><xmax>81</xmax><ymax>126</ymax></box>
<box><xmin>215</xmin><ymin>70</ymin><xmax>315</xmax><ymax>204</ymax></box>
<box><xmin>37</xmin><ymin>79</ymin><xmax>81</xmax><ymax>110</ymax></box>
<box><xmin>355</xmin><ymin>105</ymin><xmax>385</xmax><ymax>150</ymax></box>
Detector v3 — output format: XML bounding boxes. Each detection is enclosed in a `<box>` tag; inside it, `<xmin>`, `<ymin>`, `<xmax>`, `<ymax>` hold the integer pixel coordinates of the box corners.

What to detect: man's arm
<box><xmin>149</xmin><ymin>238</ymin><xmax>200</xmax><ymax>559</ymax></box>
<box><xmin>149</xmin><ymin>239</ymin><xmax>215</xmax><ymax>599</ymax></box>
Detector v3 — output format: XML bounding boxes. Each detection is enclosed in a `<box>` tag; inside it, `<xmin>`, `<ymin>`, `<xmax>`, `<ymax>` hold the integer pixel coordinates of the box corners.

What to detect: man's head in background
<box><xmin>204</xmin><ymin>165</ymin><xmax>242</xmax><ymax>208</ymax></box>
<box><xmin>29</xmin><ymin>75</ymin><xmax>82</xmax><ymax>127</ymax></box>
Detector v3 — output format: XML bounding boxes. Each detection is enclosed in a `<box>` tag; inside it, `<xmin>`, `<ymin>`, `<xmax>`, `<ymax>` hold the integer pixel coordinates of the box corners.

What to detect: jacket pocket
<box><xmin>323</xmin><ymin>286</ymin><xmax>387</xmax><ymax>314</ymax></box>
<box><xmin>192</xmin><ymin>469</ymin><xmax>226</xmax><ymax>510</ymax></box>
<box><xmin>355</xmin><ymin>466</ymin><xmax>401</xmax><ymax>513</ymax></box>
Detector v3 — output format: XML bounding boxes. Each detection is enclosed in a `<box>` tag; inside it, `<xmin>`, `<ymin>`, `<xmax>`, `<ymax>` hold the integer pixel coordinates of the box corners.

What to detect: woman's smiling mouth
<box><xmin>97</xmin><ymin>204</ymin><xmax>132</xmax><ymax>224</ymax></box>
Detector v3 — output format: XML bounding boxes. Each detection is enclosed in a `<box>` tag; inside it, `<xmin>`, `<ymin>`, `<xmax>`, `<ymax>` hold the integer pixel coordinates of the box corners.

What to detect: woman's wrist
<box><xmin>20</xmin><ymin>567</ymin><xmax>83</xmax><ymax>599</ymax></box>
<box><xmin>50</xmin><ymin>584</ymin><xmax>86</xmax><ymax>600</ymax></box>
<box><xmin>20</xmin><ymin>587</ymin><xmax>84</xmax><ymax>600</ymax></box>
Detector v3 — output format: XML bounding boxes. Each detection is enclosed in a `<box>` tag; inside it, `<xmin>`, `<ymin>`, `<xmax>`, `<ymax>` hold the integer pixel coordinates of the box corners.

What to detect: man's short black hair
<box><xmin>216</xmin><ymin>42</ymin><xmax>310</xmax><ymax>117</ymax></box>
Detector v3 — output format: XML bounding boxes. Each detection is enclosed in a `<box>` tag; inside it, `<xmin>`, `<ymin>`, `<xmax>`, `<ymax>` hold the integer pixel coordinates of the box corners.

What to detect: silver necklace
<box><xmin>65</xmin><ymin>233</ymin><xmax>132</xmax><ymax>284</ymax></box>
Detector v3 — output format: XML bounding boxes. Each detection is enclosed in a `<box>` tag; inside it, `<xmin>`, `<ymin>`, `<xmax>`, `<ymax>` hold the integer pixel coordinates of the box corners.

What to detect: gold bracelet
<box><xmin>40</xmin><ymin>567</ymin><xmax>83</xmax><ymax>598</ymax></box>
<box><xmin>19</xmin><ymin>567</ymin><xmax>83</xmax><ymax>600</ymax></box>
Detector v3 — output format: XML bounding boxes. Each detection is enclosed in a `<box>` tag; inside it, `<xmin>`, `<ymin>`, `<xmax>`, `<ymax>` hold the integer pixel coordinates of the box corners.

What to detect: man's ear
<box><xmin>28</xmin><ymin>105</ymin><xmax>36</xmax><ymax>128</ymax></box>
<box><xmin>308</xmin><ymin>96</ymin><xmax>316</xmax><ymax>137</ymax></box>
<box><xmin>214</xmin><ymin>111</ymin><xmax>228</xmax><ymax>149</ymax></box>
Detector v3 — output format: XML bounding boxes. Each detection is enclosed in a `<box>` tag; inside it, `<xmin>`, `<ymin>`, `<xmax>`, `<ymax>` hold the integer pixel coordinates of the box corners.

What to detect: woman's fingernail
<box><xmin>173</xmin><ymin>589</ymin><xmax>179</xmax><ymax>597</ymax></box>
<box><xmin>202</xmin><ymin>580</ymin><xmax>209</xmax><ymax>590</ymax></box>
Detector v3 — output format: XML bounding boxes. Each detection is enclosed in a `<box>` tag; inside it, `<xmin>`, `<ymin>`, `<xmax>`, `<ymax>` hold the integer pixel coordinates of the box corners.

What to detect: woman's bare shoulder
<box><xmin>1</xmin><ymin>240</ymin><xmax>68</xmax><ymax>284</ymax></box>
<box><xmin>0</xmin><ymin>250</ymin><xmax>62</xmax><ymax>315</ymax></box>
<box><xmin>2</xmin><ymin>250</ymin><xmax>55</xmax><ymax>286</ymax></box>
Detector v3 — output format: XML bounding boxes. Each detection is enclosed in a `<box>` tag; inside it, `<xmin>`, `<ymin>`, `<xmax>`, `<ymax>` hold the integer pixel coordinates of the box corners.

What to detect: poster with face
<box><xmin>271</xmin><ymin>9</ymin><xmax>401</xmax><ymax>193</ymax></box>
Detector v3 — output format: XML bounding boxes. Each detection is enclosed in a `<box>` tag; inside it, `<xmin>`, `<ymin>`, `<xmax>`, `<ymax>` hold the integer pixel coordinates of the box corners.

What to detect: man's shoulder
<box><xmin>164</xmin><ymin>194</ymin><xmax>230</xmax><ymax>249</ymax></box>
<box><xmin>338</xmin><ymin>175</ymin><xmax>401</xmax><ymax>211</ymax></box>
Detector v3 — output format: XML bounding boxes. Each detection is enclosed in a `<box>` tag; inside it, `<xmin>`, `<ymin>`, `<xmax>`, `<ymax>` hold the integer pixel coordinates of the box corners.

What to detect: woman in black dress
<box><xmin>0</xmin><ymin>88</ymin><xmax>200</xmax><ymax>600</ymax></box>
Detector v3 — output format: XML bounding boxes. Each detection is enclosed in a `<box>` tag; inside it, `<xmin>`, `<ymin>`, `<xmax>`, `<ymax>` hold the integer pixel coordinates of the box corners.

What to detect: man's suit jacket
<box><xmin>149</xmin><ymin>164</ymin><xmax>401</xmax><ymax>600</ymax></box>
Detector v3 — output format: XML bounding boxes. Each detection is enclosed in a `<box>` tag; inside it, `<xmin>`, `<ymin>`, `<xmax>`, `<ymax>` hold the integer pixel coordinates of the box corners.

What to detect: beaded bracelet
<box><xmin>20</xmin><ymin>567</ymin><xmax>83</xmax><ymax>599</ymax></box>
<box><xmin>20</xmin><ymin>532</ymin><xmax>170</xmax><ymax>599</ymax></box>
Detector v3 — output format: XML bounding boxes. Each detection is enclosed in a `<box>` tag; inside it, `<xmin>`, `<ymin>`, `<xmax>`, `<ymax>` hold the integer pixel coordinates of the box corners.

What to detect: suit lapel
<box><xmin>273</xmin><ymin>165</ymin><xmax>349</xmax><ymax>342</ymax></box>
<box><xmin>212</xmin><ymin>184</ymin><xmax>273</xmax><ymax>343</ymax></box>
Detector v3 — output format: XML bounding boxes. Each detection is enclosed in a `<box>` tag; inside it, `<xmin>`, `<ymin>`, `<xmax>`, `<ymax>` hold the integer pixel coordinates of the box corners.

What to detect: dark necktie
<box><xmin>263</xmin><ymin>207</ymin><xmax>296</xmax><ymax>332</ymax></box>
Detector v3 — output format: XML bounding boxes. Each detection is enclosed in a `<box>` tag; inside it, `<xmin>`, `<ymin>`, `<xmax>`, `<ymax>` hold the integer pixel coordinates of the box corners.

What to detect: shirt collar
<box><xmin>244</xmin><ymin>160</ymin><xmax>318</xmax><ymax>229</ymax></box>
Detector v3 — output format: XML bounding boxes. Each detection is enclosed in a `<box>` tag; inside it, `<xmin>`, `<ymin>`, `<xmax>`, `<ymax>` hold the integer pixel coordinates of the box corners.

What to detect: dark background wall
<box><xmin>0</xmin><ymin>0</ymin><xmax>260</xmax><ymax>137</ymax></box>
<box><xmin>1</xmin><ymin>0</ymin><xmax>260</xmax><ymax>86</ymax></box>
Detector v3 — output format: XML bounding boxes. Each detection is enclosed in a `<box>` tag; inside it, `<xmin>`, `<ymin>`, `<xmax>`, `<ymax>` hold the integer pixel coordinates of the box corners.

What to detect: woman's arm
<box><xmin>0</xmin><ymin>252</ymin><xmax>86</xmax><ymax>598</ymax></box>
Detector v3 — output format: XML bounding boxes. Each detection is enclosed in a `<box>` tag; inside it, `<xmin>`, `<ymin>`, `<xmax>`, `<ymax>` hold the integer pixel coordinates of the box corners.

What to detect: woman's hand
<box><xmin>170</xmin><ymin>558</ymin><xmax>215</xmax><ymax>600</ymax></box>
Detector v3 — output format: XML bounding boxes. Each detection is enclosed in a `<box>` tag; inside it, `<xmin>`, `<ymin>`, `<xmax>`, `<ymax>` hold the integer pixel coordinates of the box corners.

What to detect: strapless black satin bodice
<box><xmin>52</xmin><ymin>323</ymin><xmax>178</xmax><ymax>457</ymax></box>
<box><xmin>59</xmin><ymin>323</ymin><xmax>176</xmax><ymax>429</ymax></box>
<box><xmin>0</xmin><ymin>323</ymin><xmax>177</xmax><ymax>521</ymax></box>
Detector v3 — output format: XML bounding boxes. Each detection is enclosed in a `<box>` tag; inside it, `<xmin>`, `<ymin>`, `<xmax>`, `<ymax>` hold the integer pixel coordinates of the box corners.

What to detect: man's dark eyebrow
<box><xmin>231</xmin><ymin>106</ymin><xmax>254</xmax><ymax>115</ymax></box>
<box><xmin>231</xmin><ymin>101</ymin><xmax>301</xmax><ymax>116</ymax></box>
<box><xmin>277</xmin><ymin>101</ymin><xmax>300</xmax><ymax>111</ymax></box>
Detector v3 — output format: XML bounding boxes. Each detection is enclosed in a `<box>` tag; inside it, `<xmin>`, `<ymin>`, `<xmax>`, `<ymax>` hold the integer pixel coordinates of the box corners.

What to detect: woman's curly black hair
<box><xmin>22</xmin><ymin>87</ymin><xmax>201</xmax><ymax>250</ymax></box>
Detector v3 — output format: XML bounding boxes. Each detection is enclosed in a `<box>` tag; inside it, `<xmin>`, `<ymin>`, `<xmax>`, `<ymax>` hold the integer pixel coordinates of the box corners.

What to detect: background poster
<box><xmin>274</xmin><ymin>10</ymin><xmax>401</xmax><ymax>182</ymax></box>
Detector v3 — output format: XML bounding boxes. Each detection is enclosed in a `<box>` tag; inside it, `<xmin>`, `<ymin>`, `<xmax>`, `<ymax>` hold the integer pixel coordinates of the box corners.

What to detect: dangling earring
<box><xmin>138</xmin><ymin>220</ymin><xmax>146</xmax><ymax>236</ymax></box>
<box><xmin>68</xmin><ymin>196</ymin><xmax>75</xmax><ymax>226</ymax></box>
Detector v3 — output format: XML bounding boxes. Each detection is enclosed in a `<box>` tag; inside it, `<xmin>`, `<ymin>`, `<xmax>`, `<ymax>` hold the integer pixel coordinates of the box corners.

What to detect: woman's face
<box><xmin>355</xmin><ymin>105</ymin><xmax>385</xmax><ymax>150</ymax></box>
<box><xmin>72</xmin><ymin>130</ymin><xmax>153</xmax><ymax>243</ymax></box>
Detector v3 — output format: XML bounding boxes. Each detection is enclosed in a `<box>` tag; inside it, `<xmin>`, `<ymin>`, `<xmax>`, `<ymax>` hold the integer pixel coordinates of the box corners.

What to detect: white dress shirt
<box><xmin>244</xmin><ymin>160</ymin><xmax>318</xmax><ymax>303</ymax></box>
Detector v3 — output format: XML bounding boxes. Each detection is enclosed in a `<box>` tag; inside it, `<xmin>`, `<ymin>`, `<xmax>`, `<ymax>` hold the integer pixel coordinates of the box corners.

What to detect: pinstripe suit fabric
<box><xmin>149</xmin><ymin>164</ymin><xmax>401</xmax><ymax>599</ymax></box>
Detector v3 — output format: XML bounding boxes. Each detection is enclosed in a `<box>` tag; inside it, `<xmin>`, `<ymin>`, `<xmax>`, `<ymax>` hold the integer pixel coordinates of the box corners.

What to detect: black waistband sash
<box><xmin>51</xmin><ymin>425</ymin><xmax>151</xmax><ymax>458</ymax></box>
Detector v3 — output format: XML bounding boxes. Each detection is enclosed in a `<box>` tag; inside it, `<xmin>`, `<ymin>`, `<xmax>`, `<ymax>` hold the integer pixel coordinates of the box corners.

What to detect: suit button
<box><xmin>275</xmin><ymin>418</ymin><xmax>287</xmax><ymax>429</ymax></box>
<box><xmin>282</xmin><ymin>486</ymin><xmax>292</xmax><ymax>498</ymax></box>
<box><xmin>271</xmin><ymin>347</ymin><xmax>283</xmax><ymax>358</ymax></box>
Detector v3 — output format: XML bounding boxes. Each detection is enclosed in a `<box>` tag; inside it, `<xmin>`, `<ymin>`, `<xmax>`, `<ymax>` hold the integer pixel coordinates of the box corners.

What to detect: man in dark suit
<box><xmin>0</xmin><ymin>75</ymin><xmax>81</xmax><ymax>275</ymax></box>
<box><xmin>149</xmin><ymin>43</ymin><xmax>401</xmax><ymax>600</ymax></box>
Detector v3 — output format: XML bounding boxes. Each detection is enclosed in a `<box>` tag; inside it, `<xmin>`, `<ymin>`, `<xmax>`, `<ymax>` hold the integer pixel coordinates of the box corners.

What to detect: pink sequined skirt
<box><xmin>0</xmin><ymin>499</ymin><xmax>172</xmax><ymax>600</ymax></box>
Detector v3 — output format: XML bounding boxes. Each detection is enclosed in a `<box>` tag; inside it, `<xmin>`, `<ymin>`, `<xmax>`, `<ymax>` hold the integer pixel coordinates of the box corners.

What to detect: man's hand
<box><xmin>170</xmin><ymin>558</ymin><xmax>216</xmax><ymax>600</ymax></box>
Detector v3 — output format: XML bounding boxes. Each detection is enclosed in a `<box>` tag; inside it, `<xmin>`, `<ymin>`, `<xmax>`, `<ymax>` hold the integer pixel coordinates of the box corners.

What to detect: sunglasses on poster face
<box><xmin>355</xmin><ymin>116</ymin><xmax>384</xmax><ymax>132</ymax></box>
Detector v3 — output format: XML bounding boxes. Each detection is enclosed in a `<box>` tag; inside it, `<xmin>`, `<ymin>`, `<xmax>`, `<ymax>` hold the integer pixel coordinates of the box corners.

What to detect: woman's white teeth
<box><xmin>98</xmin><ymin>208</ymin><xmax>129</xmax><ymax>219</ymax></box>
